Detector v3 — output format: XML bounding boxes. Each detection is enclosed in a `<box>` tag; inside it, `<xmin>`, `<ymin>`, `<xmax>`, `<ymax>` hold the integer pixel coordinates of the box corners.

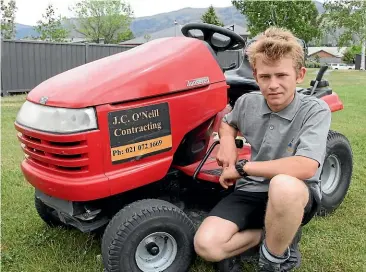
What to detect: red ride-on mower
<box><xmin>15</xmin><ymin>23</ymin><xmax>352</xmax><ymax>272</ymax></box>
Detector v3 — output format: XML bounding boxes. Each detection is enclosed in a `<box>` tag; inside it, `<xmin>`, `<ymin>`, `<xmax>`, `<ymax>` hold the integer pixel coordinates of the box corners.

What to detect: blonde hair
<box><xmin>246</xmin><ymin>27</ymin><xmax>304</xmax><ymax>72</ymax></box>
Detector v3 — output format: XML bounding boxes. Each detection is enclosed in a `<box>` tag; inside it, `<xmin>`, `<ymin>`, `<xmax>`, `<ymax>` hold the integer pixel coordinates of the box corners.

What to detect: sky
<box><xmin>14</xmin><ymin>0</ymin><xmax>234</xmax><ymax>26</ymax></box>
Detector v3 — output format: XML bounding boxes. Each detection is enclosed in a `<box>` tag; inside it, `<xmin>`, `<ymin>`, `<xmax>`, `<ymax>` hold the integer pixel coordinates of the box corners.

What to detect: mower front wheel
<box><xmin>102</xmin><ymin>199</ymin><xmax>196</xmax><ymax>272</ymax></box>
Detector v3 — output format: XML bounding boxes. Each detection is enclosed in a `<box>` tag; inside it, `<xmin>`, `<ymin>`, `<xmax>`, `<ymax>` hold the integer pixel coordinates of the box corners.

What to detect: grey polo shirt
<box><xmin>223</xmin><ymin>91</ymin><xmax>331</xmax><ymax>201</ymax></box>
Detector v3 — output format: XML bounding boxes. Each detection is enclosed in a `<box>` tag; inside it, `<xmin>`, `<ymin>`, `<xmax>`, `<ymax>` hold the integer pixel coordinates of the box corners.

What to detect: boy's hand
<box><xmin>216</xmin><ymin>136</ymin><xmax>238</xmax><ymax>168</ymax></box>
<box><xmin>219</xmin><ymin>165</ymin><xmax>241</xmax><ymax>189</ymax></box>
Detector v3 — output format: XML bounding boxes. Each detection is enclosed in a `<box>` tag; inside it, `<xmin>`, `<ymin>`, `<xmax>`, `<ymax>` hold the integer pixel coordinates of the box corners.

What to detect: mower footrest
<box><xmin>62</xmin><ymin>213</ymin><xmax>109</xmax><ymax>233</ymax></box>
<box><xmin>201</xmin><ymin>168</ymin><xmax>222</xmax><ymax>176</ymax></box>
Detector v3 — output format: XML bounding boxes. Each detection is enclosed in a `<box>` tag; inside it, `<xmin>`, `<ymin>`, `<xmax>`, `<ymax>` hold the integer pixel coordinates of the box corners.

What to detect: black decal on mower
<box><xmin>108</xmin><ymin>102</ymin><xmax>172</xmax><ymax>164</ymax></box>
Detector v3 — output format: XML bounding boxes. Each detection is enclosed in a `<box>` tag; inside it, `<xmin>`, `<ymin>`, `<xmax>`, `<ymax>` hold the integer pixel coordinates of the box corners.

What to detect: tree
<box><xmin>342</xmin><ymin>45</ymin><xmax>362</xmax><ymax>64</ymax></box>
<box><xmin>322</xmin><ymin>0</ymin><xmax>366</xmax><ymax>70</ymax></box>
<box><xmin>1</xmin><ymin>0</ymin><xmax>17</xmax><ymax>39</ymax></box>
<box><xmin>144</xmin><ymin>34</ymin><xmax>151</xmax><ymax>42</ymax></box>
<box><xmin>34</xmin><ymin>4</ymin><xmax>69</xmax><ymax>42</ymax></box>
<box><xmin>118</xmin><ymin>29</ymin><xmax>134</xmax><ymax>42</ymax></box>
<box><xmin>70</xmin><ymin>0</ymin><xmax>134</xmax><ymax>44</ymax></box>
<box><xmin>201</xmin><ymin>5</ymin><xmax>224</xmax><ymax>26</ymax></box>
<box><xmin>231</xmin><ymin>0</ymin><xmax>322</xmax><ymax>43</ymax></box>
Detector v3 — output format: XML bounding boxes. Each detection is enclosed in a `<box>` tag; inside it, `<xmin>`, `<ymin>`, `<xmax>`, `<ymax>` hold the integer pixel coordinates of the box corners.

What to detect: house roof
<box><xmin>308</xmin><ymin>47</ymin><xmax>348</xmax><ymax>58</ymax></box>
<box><xmin>119</xmin><ymin>23</ymin><xmax>249</xmax><ymax>45</ymax></box>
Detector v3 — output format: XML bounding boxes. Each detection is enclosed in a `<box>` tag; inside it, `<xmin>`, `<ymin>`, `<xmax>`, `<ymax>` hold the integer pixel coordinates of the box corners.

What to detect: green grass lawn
<box><xmin>2</xmin><ymin>69</ymin><xmax>366</xmax><ymax>272</ymax></box>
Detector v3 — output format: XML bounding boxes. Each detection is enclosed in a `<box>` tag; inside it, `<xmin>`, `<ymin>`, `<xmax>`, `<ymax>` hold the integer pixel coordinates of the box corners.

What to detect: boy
<box><xmin>194</xmin><ymin>27</ymin><xmax>331</xmax><ymax>271</ymax></box>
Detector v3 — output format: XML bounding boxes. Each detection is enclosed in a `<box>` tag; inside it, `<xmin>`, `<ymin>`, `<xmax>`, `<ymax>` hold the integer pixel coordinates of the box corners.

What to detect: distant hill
<box><xmin>15</xmin><ymin>1</ymin><xmax>330</xmax><ymax>43</ymax></box>
<box><xmin>15</xmin><ymin>6</ymin><xmax>246</xmax><ymax>40</ymax></box>
<box><xmin>132</xmin><ymin>1</ymin><xmax>324</xmax><ymax>37</ymax></box>
<box><xmin>130</xmin><ymin>6</ymin><xmax>246</xmax><ymax>37</ymax></box>
<box><xmin>15</xmin><ymin>23</ymin><xmax>39</xmax><ymax>39</ymax></box>
<box><xmin>130</xmin><ymin>1</ymin><xmax>325</xmax><ymax>37</ymax></box>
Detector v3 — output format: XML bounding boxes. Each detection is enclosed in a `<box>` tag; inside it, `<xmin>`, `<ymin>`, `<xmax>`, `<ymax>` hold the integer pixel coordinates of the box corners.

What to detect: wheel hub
<box><xmin>135</xmin><ymin>232</ymin><xmax>178</xmax><ymax>272</ymax></box>
<box><xmin>321</xmin><ymin>154</ymin><xmax>341</xmax><ymax>195</ymax></box>
<box><xmin>145</xmin><ymin>242</ymin><xmax>160</xmax><ymax>256</ymax></box>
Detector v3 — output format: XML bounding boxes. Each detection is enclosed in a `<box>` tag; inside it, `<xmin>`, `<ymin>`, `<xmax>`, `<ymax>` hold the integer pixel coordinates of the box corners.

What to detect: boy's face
<box><xmin>254</xmin><ymin>56</ymin><xmax>306</xmax><ymax>112</ymax></box>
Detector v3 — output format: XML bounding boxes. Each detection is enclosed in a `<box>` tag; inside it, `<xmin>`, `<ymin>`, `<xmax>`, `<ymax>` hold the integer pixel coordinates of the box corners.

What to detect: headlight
<box><xmin>16</xmin><ymin>101</ymin><xmax>97</xmax><ymax>134</ymax></box>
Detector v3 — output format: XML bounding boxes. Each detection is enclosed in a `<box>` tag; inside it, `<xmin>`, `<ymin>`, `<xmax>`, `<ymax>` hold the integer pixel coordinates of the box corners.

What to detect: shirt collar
<box><xmin>261</xmin><ymin>91</ymin><xmax>300</xmax><ymax>121</ymax></box>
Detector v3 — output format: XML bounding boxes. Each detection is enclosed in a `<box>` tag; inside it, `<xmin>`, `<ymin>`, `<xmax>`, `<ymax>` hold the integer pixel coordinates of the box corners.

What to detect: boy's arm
<box><xmin>216</xmin><ymin>96</ymin><xmax>245</xmax><ymax>167</ymax></box>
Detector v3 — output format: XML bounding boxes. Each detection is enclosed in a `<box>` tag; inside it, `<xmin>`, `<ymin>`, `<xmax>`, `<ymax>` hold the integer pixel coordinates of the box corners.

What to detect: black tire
<box><xmin>318</xmin><ymin>130</ymin><xmax>353</xmax><ymax>216</ymax></box>
<box><xmin>34</xmin><ymin>195</ymin><xmax>68</xmax><ymax>228</ymax></box>
<box><xmin>216</xmin><ymin>245</ymin><xmax>260</xmax><ymax>272</ymax></box>
<box><xmin>216</xmin><ymin>256</ymin><xmax>241</xmax><ymax>272</ymax></box>
<box><xmin>102</xmin><ymin>199</ymin><xmax>196</xmax><ymax>272</ymax></box>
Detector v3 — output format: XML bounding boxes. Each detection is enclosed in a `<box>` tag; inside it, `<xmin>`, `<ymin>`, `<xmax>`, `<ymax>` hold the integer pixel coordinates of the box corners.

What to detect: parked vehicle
<box><xmin>329</xmin><ymin>63</ymin><xmax>355</xmax><ymax>70</ymax></box>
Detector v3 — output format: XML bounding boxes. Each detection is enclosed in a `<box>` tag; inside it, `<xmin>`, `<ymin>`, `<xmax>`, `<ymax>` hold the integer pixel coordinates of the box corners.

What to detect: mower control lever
<box><xmin>193</xmin><ymin>140</ymin><xmax>220</xmax><ymax>181</ymax></box>
<box><xmin>310</xmin><ymin>65</ymin><xmax>328</xmax><ymax>96</ymax></box>
<box><xmin>193</xmin><ymin>138</ymin><xmax>244</xmax><ymax>180</ymax></box>
<box><xmin>316</xmin><ymin>65</ymin><xmax>328</xmax><ymax>82</ymax></box>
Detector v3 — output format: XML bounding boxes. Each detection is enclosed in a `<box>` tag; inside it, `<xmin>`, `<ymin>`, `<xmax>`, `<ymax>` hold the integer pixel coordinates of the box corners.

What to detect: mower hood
<box><xmin>26</xmin><ymin>37</ymin><xmax>225</xmax><ymax>108</ymax></box>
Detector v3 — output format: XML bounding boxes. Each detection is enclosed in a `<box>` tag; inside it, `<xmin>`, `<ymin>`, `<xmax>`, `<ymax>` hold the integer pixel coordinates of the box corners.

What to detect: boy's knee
<box><xmin>194</xmin><ymin>231</ymin><xmax>226</xmax><ymax>262</ymax></box>
<box><xmin>269</xmin><ymin>174</ymin><xmax>309</xmax><ymax>210</ymax></box>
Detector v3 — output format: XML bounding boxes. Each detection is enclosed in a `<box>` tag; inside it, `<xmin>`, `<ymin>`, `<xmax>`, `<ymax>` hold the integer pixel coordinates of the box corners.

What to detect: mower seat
<box><xmin>225</xmin><ymin>56</ymin><xmax>259</xmax><ymax>89</ymax></box>
<box><xmin>225</xmin><ymin>75</ymin><xmax>259</xmax><ymax>90</ymax></box>
<box><xmin>225</xmin><ymin>57</ymin><xmax>260</xmax><ymax>105</ymax></box>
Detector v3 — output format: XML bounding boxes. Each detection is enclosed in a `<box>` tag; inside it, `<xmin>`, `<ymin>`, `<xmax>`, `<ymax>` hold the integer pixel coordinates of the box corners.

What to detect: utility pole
<box><xmin>174</xmin><ymin>20</ymin><xmax>178</xmax><ymax>37</ymax></box>
<box><xmin>361</xmin><ymin>40</ymin><xmax>365</xmax><ymax>70</ymax></box>
<box><xmin>360</xmin><ymin>5</ymin><xmax>365</xmax><ymax>70</ymax></box>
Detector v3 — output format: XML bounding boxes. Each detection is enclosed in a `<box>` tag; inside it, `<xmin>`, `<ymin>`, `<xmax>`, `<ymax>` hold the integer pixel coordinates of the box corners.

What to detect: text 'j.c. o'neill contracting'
<box><xmin>108</xmin><ymin>102</ymin><xmax>172</xmax><ymax>164</ymax></box>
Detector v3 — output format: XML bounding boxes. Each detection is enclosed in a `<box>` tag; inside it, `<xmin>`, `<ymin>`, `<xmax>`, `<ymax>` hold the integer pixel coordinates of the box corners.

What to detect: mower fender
<box><xmin>321</xmin><ymin>92</ymin><xmax>343</xmax><ymax>112</ymax></box>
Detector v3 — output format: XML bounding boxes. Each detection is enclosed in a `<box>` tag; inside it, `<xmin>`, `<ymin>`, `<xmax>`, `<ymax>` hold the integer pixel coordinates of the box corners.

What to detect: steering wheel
<box><xmin>181</xmin><ymin>23</ymin><xmax>246</xmax><ymax>52</ymax></box>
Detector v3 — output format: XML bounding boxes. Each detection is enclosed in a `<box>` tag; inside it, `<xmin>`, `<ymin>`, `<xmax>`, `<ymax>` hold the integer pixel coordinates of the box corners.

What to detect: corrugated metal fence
<box><xmin>1</xmin><ymin>39</ymin><xmax>242</xmax><ymax>95</ymax></box>
<box><xmin>1</xmin><ymin>40</ymin><xmax>134</xmax><ymax>95</ymax></box>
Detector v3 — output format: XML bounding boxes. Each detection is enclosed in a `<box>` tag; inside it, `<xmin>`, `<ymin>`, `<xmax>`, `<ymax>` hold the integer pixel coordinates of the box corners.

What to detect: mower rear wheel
<box><xmin>102</xmin><ymin>199</ymin><xmax>196</xmax><ymax>272</ymax></box>
<box><xmin>318</xmin><ymin>130</ymin><xmax>353</xmax><ymax>216</ymax></box>
<box><xmin>34</xmin><ymin>195</ymin><xmax>67</xmax><ymax>228</ymax></box>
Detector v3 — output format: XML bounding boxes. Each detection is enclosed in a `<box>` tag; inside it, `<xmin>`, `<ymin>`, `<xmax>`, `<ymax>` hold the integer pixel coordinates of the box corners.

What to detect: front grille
<box><xmin>17</xmin><ymin>131</ymin><xmax>89</xmax><ymax>174</ymax></box>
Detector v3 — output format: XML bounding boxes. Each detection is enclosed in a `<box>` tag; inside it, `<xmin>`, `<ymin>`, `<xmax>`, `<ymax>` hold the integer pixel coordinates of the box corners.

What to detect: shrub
<box><xmin>305</xmin><ymin>61</ymin><xmax>321</xmax><ymax>68</ymax></box>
